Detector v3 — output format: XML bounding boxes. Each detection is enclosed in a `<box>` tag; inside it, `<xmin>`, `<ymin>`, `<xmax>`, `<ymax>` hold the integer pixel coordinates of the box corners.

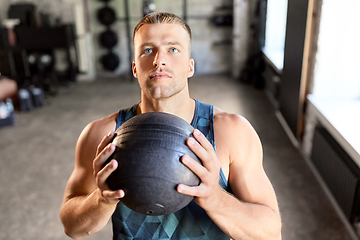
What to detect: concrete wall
<box><xmin>188</xmin><ymin>0</ymin><xmax>234</xmax><ymax>75</ymax></box>
<box><xmin>0</xmin><ymin>0</ymin><xmax>9</xmax><ymax>22</ymax></box>
<box><xmin>232</xmin><ymin>0</ymin><xmax>249</xmax><ymax>79</ymax></box>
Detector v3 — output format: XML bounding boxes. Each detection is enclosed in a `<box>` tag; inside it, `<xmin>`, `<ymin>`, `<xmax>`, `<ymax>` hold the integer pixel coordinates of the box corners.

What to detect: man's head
<box><xmin>132</xmin><ymin>12</ymin><xmax>195</xmax><ymax>100</ymax></box>
<box><xmin>133</xmin><ymin>12</ymin><xmax>192</xmax><ymax>42</ymax></box>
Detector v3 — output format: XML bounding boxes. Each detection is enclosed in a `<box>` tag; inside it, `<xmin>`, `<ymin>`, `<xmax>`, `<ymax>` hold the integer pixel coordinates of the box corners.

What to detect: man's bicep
<box><xmin>63</xmin><ymin>123</ymin><xmax>102</xmax><ymax>201</ymax></box>
<box><xmin>228</xmin><ymin>120</ymin><xmax>279</xmax><ymax>213</ymax></box>
<box><xmin>229</xmin><ymin>162</ymin><xmax>279</xmax><ymax>213</ymax></box>
<box><xmin>63</xmin><ymin>157</ymin><xmax>95</xmax><ymax>202</ymax></box>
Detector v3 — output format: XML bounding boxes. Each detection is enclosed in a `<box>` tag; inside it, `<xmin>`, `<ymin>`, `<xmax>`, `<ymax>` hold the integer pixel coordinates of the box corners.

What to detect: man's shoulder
<box><xmin>213</xmin><ymin>107</ymin><xmax>262</xmax><ymax>166</ymax></box>
<box><xmin>88</xmin><ymin>112</ymin><xmax>118</xmax><ymax>130</ymax></box>
<box><xmin>213</xmin><ymin>107</ymin><xmax>260</xmax><ymax>149</ymax></box>
<box><xmin>213</xmin><ymin>107</ymin><xmax>251</xmax><ymax>130</ymax></box>
<box><xmin>81</xmin><ymin>112</ymin><xmax>118</xmax><ymax>143</ymax></box>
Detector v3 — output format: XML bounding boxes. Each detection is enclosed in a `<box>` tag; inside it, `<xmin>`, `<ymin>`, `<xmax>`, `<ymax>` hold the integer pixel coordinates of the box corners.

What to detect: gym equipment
<box><xmin>97</xmin><ymin>6</ymin><xmax>116</xmax><ymax>26</ymax></box>
<box><xmin>96</xmin><ymin>1</ymin><xmax>121</xmax><ymax>72</ymax></box>
<box><xmin>17</xmin><ymin>86</ymin><xmax>44</xmax><ymax>111</ymax></box>
<box><xmin>213</xmin><ymin>15</ymin><xmax>233</xmax><ymax>26</ymax></box>
<box><xmin>28</xmin><ymin>52</ymin><xmax>54</xmax><ymax>74</ymax></box>
<box><xmin>100</xmin><ymin>52</ymin><xmax>120</xmax><ymax>71</ymax></box>
<box><xmin>0</xmin><ymin>99</ymin><xmax>15</xmax><ymax>127</ymax></box>
<box><xmin>106</xmin><ymin>112</ymin><xmax>201</xmax><ymax>216</ymax></box>
<box><xmin>28</xmin><ymin>86</ymin><xmax>44</xmax><ymax>107</ymax></box>
<box><xmin>99</xmin><ymin>30</ymin><xmax>118</xmax><ymax>49</ymax></box>
<box><xmin>18</xmin><ymin>88</ymin><xmax>32</xmax><ymax>111</ymax></box>
<box><xmin>14</xmin><ymin>24</ymin><xmax>78</xmax><ymax>85</ymax></box>
<box><xmin>7</xmin><ymin>3</ymin><xmax>37</xmax><ymax>27</ymax></box>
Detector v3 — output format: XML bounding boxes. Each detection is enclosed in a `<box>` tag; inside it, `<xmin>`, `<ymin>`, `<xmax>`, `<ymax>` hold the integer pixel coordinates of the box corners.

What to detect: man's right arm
<box><xmin>60</xmin><ymin>117</ymin><xmax>124</xmax><ymax>239</ymax></box>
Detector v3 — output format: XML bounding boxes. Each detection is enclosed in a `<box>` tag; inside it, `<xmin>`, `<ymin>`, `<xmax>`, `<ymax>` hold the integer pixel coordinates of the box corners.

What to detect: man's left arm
<box><xmin>177</xmin><ymin>113</ymin><xmax>281</xmax><ymax>240</ymax></box>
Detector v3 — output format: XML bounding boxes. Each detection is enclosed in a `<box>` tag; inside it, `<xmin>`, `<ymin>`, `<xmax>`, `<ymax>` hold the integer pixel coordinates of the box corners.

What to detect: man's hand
<box><xmin>93</xmin><ymin>131</ymin><xmax>125</xmax><ymax>204</ymax></box>
<box><xmin>177</xmin><ymin>129</ymin><xmax>224</xmax><ymax>210</ymax></box>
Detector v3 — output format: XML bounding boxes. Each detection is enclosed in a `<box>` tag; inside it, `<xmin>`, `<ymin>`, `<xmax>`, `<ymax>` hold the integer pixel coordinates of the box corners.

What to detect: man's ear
<box><xmin>132</xmin><ymin>61</ymin><xmax>137</xmax><ymax>78</ymax></box>
<box><xmin>188</xmin><ymin>58</ymin><xmax>195</xmax><ymax>78</ymax></box>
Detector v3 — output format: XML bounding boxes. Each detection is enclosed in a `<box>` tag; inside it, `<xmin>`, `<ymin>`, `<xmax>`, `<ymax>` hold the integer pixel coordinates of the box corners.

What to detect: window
<box><xmin>312</xmin><ymin>0</ymin><xmax>360</xmax><ymax>99</ymax></box>
<box><xmin>262</xmin><ymin>0</ymin><xmax>288</xmax><ymax>71</ymax></box>
<box><xmin>307</xmin><ymin>0</ymin><xmax>360</xmax><ymax>163</ymax></box>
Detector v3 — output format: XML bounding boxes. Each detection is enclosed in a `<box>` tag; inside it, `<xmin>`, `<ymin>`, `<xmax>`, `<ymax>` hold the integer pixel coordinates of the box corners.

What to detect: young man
<box><xmin>60</xmin><ymin>12</ymin><xmax>281</xmax><ymax>240</ymax></box>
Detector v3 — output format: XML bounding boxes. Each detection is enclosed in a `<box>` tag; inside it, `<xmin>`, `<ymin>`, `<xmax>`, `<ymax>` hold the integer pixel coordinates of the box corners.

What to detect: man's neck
<box><xmin>137</xmin><ymin>94</ymin><xmax>196</xmax><ymax>124</ymax></box>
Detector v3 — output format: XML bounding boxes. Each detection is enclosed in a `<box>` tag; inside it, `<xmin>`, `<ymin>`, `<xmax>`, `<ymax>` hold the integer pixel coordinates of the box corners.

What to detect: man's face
<box><xmin>132</xmin><ymin>23</ymin><xmax>195</xmax><ymax>100</ymax></box>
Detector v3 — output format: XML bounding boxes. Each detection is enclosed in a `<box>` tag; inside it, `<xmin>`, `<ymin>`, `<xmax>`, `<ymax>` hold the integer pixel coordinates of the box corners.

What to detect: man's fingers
<box><xmin>192</xmin><ymin>129</ymin><xmax>214</xmax><ymax>153</ymax></box>
<box><xmin>182</xmin><ymin>154</ymin><xmax>207</xmax><ymax>179</ymax></box>
<box><xmin>97</xmin><ymin>160</ymin><xmax>125</xmax><ymax>201</ymax></box>
<box><xmin>96</xmin><ymin>131</ymin><xmax>115</xmax><ymax>156</ymax></box>
<box><xmin>187</xmin><ymin>130</ymin><xmax>220</xmax><ymax>173</ymax></box>
<box><xmin>96</xmin><ymin>159</ymin><xmax>118</xmax><ymax>186</ymax></box>
<box><xmin>177</xmin><ymin>183</ymin><xmax>199</xmax><ymax>196</ymax></box>
<box><xmin>102</xmin><ymin>189</ymin><xmax>125</xmax><ymax>200</ymax></box>
<box><xmin>187</xmin><ymin>137</ymin><xmax>208</xmax><ymax>162</ymax></box>
<box><xmin>93</xmin><ymin>143</ymin><xmax>116</xmax><ymax>175</ymax></box>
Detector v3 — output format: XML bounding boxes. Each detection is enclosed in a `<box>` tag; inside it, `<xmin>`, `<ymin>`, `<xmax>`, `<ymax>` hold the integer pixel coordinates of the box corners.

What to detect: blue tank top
<box><xmin>112</xmin><ymin>99</ymin><xmax>230</xmax><ymax>240</ymax></box>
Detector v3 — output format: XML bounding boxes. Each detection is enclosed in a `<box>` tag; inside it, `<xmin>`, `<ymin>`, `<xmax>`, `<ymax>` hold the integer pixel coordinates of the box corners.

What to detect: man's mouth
<box><xmin>149</xmin><ymin>72</ymin><xmax>171</xmax><ymax>79</ymax></box>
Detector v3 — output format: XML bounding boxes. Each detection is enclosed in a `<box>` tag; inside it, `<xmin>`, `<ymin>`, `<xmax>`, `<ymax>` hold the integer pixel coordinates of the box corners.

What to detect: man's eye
<box><xmin>144</xmin><ymin>49</ymin><xmax>152</xmax><ymax>54</ymax></box>
<box><xmin>170</xmin><ymin>48</ymin><xmax>179</xmax><ymax>53</ymax></box>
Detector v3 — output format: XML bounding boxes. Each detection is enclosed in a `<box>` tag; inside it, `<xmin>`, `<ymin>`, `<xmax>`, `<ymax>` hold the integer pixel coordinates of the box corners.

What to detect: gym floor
<box><xmin>0</xmin><ymin>74</ymin><xmax>354</xmax><ymax>240</ymax></box>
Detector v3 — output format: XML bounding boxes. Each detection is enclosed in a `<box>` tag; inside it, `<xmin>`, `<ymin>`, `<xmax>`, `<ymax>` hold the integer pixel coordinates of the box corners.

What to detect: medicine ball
<box><xmin>99</xmin><ymin>30</ymin><xmax>118</xmax><ymax>48</ymax></box>
<box><xmin>106</xmin><ymin>112</ymin><xmax>201</xmax><ymax>216</ymax></box>
<box><xmin>100</xmin><ymin>52</ymin><xmax>120</xmax><ymax>71</ymax></box>
<box><xmin>97</xmin><ymin>6</ymin><xmax>116</xmax><ymax>26</ymax></box>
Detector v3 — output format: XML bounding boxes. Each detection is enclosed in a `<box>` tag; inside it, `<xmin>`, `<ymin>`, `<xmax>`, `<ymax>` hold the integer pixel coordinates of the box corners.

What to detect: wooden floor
<box><xmin>0</xmin><ymin>74</ymin><xmax>354</xmax><ymax>239</ymax></box>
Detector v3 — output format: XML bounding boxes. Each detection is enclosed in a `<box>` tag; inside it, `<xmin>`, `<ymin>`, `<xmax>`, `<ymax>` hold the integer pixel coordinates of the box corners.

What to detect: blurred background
<box><xmin>0</xmin><ymin>0</ymin><xmax>359</xmax><ymax>239</ymax></box>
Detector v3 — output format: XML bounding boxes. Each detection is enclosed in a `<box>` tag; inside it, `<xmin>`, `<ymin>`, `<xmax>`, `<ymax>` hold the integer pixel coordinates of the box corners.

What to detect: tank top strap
<box><xmin>115</xmin><ymin>103</ymin><xmax>138</xmax><ymax>130</ymax></box>
<box><xmin>192</xmin><ymin>99</ymin><xmax>228</xmax><ymax>191</ymax></box>
<box><xmin>192</xmin><ymin>99</ymin><xmax>214</xmax><ymax>144</ymax></box>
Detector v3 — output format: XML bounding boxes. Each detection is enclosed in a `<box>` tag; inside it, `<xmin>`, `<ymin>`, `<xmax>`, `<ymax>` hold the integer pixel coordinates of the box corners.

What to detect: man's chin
<box><xmin>146</xmin><ymin>86</ymin><xmax>177</xmax><ymax>100</ymax></box>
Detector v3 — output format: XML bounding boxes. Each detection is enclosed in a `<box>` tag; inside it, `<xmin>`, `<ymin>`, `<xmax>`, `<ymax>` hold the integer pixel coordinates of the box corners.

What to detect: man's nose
<box><xmin>153</xmin><ymin>50</ymin><xmax>166</xmax><ymax>67</ymax></box>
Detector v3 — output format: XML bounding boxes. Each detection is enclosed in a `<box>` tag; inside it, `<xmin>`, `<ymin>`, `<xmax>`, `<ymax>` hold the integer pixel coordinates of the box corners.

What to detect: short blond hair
<box><xmin>133</xmin><ymin>12</ymin><xmax>192</xmax><ymax>40</ymax></box>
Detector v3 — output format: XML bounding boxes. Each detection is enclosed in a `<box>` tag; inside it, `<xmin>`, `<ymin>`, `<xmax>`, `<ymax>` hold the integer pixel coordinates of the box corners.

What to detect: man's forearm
<box><xmin>60</xmin><ymin>188</ymin><xmax>118</xmax><ymax>239</ymax></box>
<box><xmin>205</xmin><ymin>191</ymin><xmax>281</xmax><ymax>240</ymax></box>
